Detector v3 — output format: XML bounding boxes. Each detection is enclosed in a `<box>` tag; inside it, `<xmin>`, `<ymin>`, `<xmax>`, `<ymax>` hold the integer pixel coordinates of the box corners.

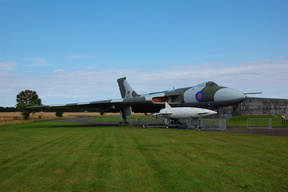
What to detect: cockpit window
<box><xmin>195</xmin><ymin>81</ymin><xmax>218</xmax><ymax>87</ymax></box>
<box><xmin>206</xmin><ymin>81</ymin><xmax>218</xmax><ymax>87</ymax></box>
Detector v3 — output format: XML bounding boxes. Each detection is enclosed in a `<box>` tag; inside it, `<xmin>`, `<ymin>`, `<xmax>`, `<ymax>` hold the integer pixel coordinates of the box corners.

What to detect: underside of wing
<box><xmin>28</xmin><ymin>95</ymin><xmax>162</xmax><ymax>113</ymax></box>
<box><xmin>29</xmin><ymin>99</ymin><xmax>114</xmax><ymax>109</ymax></box>
<box><xmin>28</xmin><ymin>88</ymin><xmax>186</xmax><ymax>113</ymax></box>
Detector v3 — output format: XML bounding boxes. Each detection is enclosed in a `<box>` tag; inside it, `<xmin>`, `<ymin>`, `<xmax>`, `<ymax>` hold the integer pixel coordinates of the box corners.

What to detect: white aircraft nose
<box><xmin>197</xmin><ymin>108</ymin><xmax>217</xmax><ymax>118</ymax></box>
<box><xmin>214</xmin><ymin>88</ymin><xmax>246</xmax><ymax>102</ymax></box>
<box><xmin>208</xmin><ymin>110</ymin><xmax>218</xmax><ymax>116</ymax></box>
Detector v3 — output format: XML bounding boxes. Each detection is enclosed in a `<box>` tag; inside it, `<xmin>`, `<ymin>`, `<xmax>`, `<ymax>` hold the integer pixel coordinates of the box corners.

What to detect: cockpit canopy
<box><xmin>196</xmin><ymin>81</ymin><xmax>218</xmax><ymax>87</ymax></box>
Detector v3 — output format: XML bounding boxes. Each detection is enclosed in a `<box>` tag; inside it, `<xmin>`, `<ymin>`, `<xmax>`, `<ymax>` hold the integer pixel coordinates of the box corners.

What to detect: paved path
<box><xmin>55</xmin><ymin>117</ymin><xmax>288</xmax><ymax>137</ymax></box>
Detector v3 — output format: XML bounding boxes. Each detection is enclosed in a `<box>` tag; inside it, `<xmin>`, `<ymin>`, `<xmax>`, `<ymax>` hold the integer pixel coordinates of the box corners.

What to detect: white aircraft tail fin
<box><xmin>165</xmin><ymin>102</ymin><xmax>172</xmax><ymax>109</ymax></box>
<box><xmin>117</xmin><ymin>77</ymin><xmax>140</xmax><ymax>98</ymax></box>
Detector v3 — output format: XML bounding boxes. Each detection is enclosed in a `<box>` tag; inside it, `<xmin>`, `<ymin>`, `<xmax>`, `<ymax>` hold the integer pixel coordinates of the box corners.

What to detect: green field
<box><xmin>0</xmin><ymin>120</ymin><xmax>287</xmax><ymax>192</ymax></box>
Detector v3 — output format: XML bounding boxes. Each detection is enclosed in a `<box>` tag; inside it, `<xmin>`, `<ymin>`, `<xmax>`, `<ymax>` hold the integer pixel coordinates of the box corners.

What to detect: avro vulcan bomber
<box><xmin>30</xmin><ymin>77</ymin><xmax>247</xmax><ymax>123</ymax></box>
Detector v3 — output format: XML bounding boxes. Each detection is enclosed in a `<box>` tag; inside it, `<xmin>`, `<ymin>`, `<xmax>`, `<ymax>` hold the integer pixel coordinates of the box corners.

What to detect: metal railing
<box><xmin>128</xmin><ymin>118</ymin><xmax>227</xmax><ymax>131</ymax></box>
<box><xmin>246</xmin><ymin>118</ymin><xmax>272</xmax><ymax>130</ymax></box>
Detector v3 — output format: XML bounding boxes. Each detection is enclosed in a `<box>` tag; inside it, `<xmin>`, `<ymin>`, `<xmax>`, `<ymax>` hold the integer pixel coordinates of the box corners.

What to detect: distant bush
<box><xmin>55</xmin><ymin>109</ymin><xmax>63</xmax><ymax>117</ymax></box>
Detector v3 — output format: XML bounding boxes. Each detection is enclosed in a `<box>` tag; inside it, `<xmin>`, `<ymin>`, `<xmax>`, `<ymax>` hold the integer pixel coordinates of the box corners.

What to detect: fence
<box><xmin>246</xmin><ymin>118</ymin><xmax>272</xmax><ymax>130</ymax></box>
<box><xmin>128</xmin><ymin>118</ymin><xmax>227</xmax><ymax>131</ymax></box>
<box><xmin>200</xmin><ymin>119</ymin><xmax>227</xmax><ymax>131</ymax></box>
<box><xmin>282</xmin><ymin>116</ymin><xmax>288</xmax><ymax>127</ymax></box>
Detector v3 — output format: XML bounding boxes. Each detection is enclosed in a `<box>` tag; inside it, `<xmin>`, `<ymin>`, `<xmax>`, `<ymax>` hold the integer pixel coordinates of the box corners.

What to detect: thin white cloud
<box><xmin>205</xmin><ymin>54</ymin><xmax>224</xmax><ymax>58</ymax></box>
<box><xmin>23</xmin><ymin>57</ymin><xmax>48</xmax><ymax>67</ymax></box>
<box><xmin>68</xmin><ymin>54</ymin><xmax>94</xmax><ymax>59</ymax></box>
<box><xmin>53</xmin><ymin>69</ymin><xmax>66</xmax><ymax>73</ymax></box>
<box><xmin>190</xmin><ymin>53</ymin><xmax>225</xmax><ymax>60</ymax></box>
<box><xmin>0</xmin><ymin>61</ymin><xmax>17</xmax><ymax>71</ymax></box>
<box><xmin>279</xmin><ymin>53</ymin><xmax>288</xmax><ymax>59</ymax></box>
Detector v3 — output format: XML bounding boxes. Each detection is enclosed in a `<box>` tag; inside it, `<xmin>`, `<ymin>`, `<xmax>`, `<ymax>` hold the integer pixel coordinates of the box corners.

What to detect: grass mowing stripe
<box><xmin>130</xmin><ymin>129</ymin><xmax>186</xmax><ymax>191</ymax></box>
<box><xmin>0</xmin><ymin>135</ymin><xmax>77</xmax><ymax>190</ymax></box>
<box><xmin>111</xmin><ymin>128</ymin><xmax>164</xmax><ymax>191</ymax></box>
<box><xmin>39</xmin><ymin>127</ymin><xmax>111</xmax><ymax>191</ymax></box>
<box><xmin>1</xmin><ymin>126</ymin><xmax>111</xmax><ymax>191</ymax></box>
<box><xmin>130</xmin><ymin>129</ymin><xmax>228</xmax><ymax>191</ymax></box>
<box><xmin>129</xmin><ymin>128</ymin><xmax>288</xmax><ymax>191</ymax></box>
<box><xmin>85</xmin><ymin>127</ymin><xmax>162</xmax><ymax>191</ymax></box>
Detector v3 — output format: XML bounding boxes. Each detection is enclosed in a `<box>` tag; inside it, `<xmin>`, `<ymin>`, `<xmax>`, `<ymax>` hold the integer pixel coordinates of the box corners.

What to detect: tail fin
<box><xmin>165</xmin><ymin>102</ymin><xmax>172</xmax><ymax>109</ymax></box>
<box><xmin>117</xmin><ymin>77</ymin><xmax>140</xmax><ymax>98</ymax></box>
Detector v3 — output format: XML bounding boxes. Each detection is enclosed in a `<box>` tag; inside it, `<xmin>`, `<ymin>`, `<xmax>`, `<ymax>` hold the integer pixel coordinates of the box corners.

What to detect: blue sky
<box><xmin>1</xmin><ymin>0</ymin><xmax>288</xmax><ymax>107</ymax></box>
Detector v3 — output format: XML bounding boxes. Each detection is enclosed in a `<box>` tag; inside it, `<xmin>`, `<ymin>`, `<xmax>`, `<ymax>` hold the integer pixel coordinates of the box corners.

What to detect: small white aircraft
<box><xmin>152</xmin><ymin>102</ymin><xmax>217</xmax><ymax>129</ymax></box>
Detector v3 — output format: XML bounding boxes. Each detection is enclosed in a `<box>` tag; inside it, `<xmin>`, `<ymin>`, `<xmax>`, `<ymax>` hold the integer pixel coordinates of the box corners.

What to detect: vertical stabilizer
<box><xmin>117</xmin><ymin>77</ymin><xmax>140</xmax><ymax>98</ymax></box>
<box><xmin>165</xmin><ymin>102</ymin><xmax>172</xmax><ymax>109</ymax></box>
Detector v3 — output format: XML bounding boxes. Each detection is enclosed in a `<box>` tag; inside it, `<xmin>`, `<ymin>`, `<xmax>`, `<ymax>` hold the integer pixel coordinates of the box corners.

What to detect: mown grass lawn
<box><xmin>0</xmin><ymin>121</ymin><xmax>287</xmax><ymax>192</ymax></box>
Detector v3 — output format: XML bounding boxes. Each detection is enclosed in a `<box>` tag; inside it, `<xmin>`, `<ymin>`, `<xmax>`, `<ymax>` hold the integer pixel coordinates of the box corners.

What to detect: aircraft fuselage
<box><xmin>109</xmin><ymin>80</ymin><xmax>246</xmax><ymax>113</ymax></box>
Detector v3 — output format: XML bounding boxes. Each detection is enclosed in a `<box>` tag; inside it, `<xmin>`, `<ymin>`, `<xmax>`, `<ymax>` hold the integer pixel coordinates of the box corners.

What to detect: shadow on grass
<box><xmin>5</xmin><ymin>118</ymin><xmax>123</xmax><ymax>129</ymax></box>
<box><xmin>35</xmin><ymin>122</ymin><xmax>122</xmax><ymax>129</ymax></box>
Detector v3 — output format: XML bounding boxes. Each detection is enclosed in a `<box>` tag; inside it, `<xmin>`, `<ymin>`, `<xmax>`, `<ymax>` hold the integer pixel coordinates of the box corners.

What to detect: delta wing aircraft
<box><xmin>31</xmin><ymin>77</ymin><xmax>247</xmax><ymax>123</ymax></box>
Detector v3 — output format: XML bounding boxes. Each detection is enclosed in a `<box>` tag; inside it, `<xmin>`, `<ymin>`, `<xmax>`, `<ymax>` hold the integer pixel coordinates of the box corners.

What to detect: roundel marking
<box><xmin>195</xmin><ymin>91</ymin><xmax>204</xmax><ymax>102</ymax></box>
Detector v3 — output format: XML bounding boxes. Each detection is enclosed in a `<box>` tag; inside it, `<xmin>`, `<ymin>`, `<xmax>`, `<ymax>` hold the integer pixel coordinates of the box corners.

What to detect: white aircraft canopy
<box><xmin>196</xmin><ymin>81</ymin><xmax>218</xmax><ymax>87</ymax></box>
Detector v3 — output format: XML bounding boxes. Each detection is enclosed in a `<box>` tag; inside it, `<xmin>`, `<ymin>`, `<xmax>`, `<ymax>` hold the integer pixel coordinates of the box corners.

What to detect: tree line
<box><xmin>7</xmin><ymin>90</ymin><xmax>99</xmax><ymax>119</ymax></box>
<box><xmin>0</xmin><ymin>106</ymin><xmax>98</xmax><ymax>113</ymax></box>
<box><xmin>0</xmin><ymin>107</ymin><xmax>17</xmax><ymax>112</ymax></box>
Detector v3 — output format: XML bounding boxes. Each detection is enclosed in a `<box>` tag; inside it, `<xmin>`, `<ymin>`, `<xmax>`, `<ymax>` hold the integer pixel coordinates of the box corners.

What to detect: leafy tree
<box><xmin>16</xmin><ymin>90</ymin><xmax>42</xmax><ymax>119</ymax></box>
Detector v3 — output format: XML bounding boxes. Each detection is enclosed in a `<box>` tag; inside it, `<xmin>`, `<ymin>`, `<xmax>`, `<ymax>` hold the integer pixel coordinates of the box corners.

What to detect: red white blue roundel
<box><xmin>195</xmin><ymin>91</ymin><xmax>204</xmax><ymax>102</ymax></box>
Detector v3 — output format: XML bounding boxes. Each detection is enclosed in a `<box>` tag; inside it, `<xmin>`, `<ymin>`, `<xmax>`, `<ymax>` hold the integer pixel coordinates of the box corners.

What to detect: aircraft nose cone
<box><xmin>208</xmin><ymin>110</ymin><xmax>218</xmax><ymax>116</ymax></box>
<box><xmin>197</xmin><ymin>108</ymin><xmax>218</xmax><ymax>118</ymax></box>
<box><xmin>214</xmin><ymin>88</ymin><xmax>246</xmax><ymax>102</ymax></box>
